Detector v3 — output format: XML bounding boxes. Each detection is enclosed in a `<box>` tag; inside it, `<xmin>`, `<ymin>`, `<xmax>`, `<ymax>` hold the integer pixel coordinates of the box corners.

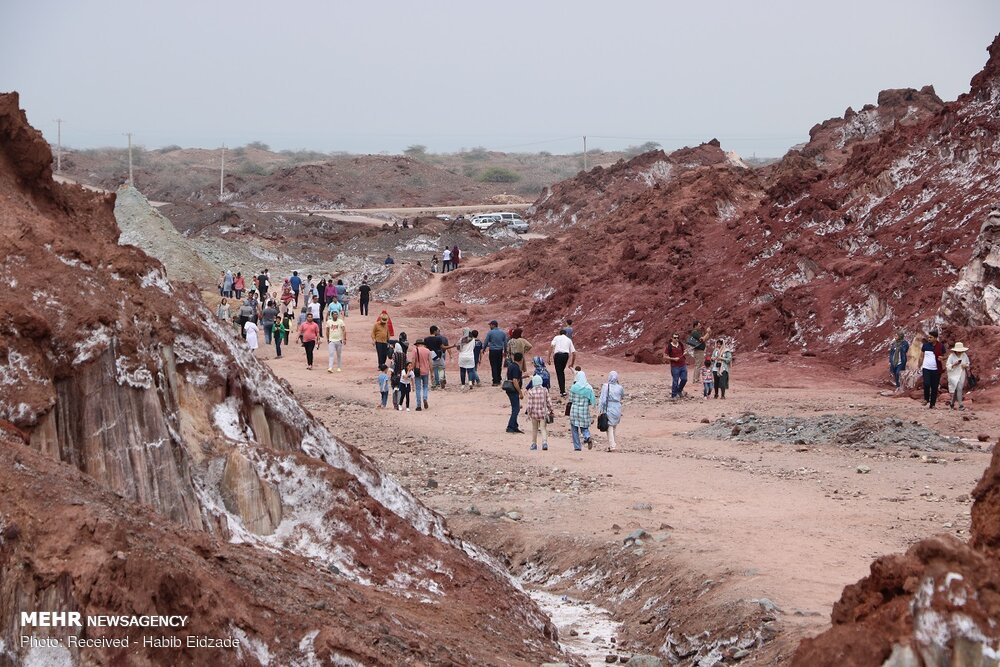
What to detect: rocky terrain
<box><xmin>451</xmin><ymin>35</ymin><xmax>1000</xmax><ymax>381</ymax></box>
<box><xmin>792</xmin><ymin>444</ymin><xmax>1000</xmax><ymax>666</ymax></box>
<box><xmin>0</xmin><ymin>92</ymin><xmax>562</xmax><ymax>665</ymax></box>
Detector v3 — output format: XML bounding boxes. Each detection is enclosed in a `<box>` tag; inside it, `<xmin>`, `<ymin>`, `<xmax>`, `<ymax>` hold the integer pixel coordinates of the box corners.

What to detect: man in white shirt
<box><xmin>308</xmin><ymin>296</ymin><xmax>322</xmax><ymax>337</ymax></box>
<box><xmin>442</xmin><ymin>247</ymin><xmax>452</xmax><ymax>273</ymax></box>
<box><xmin>326</xmin><ymin>311</ymin><xmax>347</xmax><ymax>372</ymax></box>
<box><xmin>548</xmin><ymin>329</ymin><xmax>577</xmax><ymax>397</ymax></box>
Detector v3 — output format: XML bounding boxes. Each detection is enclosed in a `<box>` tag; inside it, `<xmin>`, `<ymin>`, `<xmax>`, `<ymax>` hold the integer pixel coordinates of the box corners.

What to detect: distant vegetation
<box><xmin>624</xmin><ymin>141</ymin><xmax>662</xmax><ymax>156</ymax></box>
<box><xmin>478</xmin><ymin>166</ymin><xmax>521</xmax><ymax>183</ymax></box>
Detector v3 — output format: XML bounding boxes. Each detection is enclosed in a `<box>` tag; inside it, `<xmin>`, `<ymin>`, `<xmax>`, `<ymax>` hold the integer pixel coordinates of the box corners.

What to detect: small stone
<box><xmin>311</xmin><ymin>601</ymin><xmax>327</xmax><ymax>610</ymax></box>
<box><xmin>506</xmin><ymin>511</ymin><xmax>523</xmax><ymax>521</ymax></box>
<box><xmin>467</xmin><ymin>505</ymin><xmax>481</xmax><ymax>515</ymax></box>
<box><xmin>605</xmin><ymin>654</ymin><xmax>617</xmax><ymax>663</ymax></box>
<box><xmin>624</xmin><ymin>656</ymin><xmax>664</xmax><ymax>667</ymax></box>
<box><xmin>425</xmin><ymin>478</ymin><xmax>438</xmax><ymax>489</ymax></box>
<box><xmin>856</xmin><ymin>465</ymin><xmax>871</xmax><ymax>474</ymax></box>
<box><xmin>612</xmin><ymin>523</ymin><xmax>622</xmax><ymax>532</ymax></box>
<box><xmin>743</xmin><ymin>424</ymin><xmax>757</xmax><ymax>434</ymax></box>
<box><xmin>658</xmin><ymin>523</ymin><xmax>674</xmax><ymax>530</ymax></box>
<box><xmin>731</xmin><ymin>426</ymin><xmax>742</xmax><ymax>436</ymax></box>
<box><xmin>632</xmin><ymin>502</ymin><xmax>653</xmax><ymax>511</ymax></box>
<box><xmin>700</xmin><ymin>417</ymin><xmax>710</xmax><ymax>424</ymax></box>
<box><xmin>624</xmin><ymin>529</ymin><xmax>649</xmax><ymax>545</ymax></box>
<box><xmin>569</xmin><ymin>629</ymin><xmax>578</xmax><ymax>637</ymax></box>
<box><xmin>978</xmin><ymin>434</ymin><xmax>990</xmax><ymax>442</ymax></box>
<box><xmin>794</xmin><ymin>439</ymin><xmax>807</xmax><ymax>445</ymax></box>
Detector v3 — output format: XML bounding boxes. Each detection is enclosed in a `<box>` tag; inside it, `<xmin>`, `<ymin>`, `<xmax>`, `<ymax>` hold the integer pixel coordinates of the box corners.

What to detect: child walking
<box><xmin>397</xmin><ymin>362</ymin><xmax>414</xmax><ymax>411</ymax></box>
<box><xmin>377</xmin><ymin>364</ymin><xmax>390</xmax><ymax>408</ymax></box>
<box><xmin>700</xmin><ymin>359</ymin><xmax>714</xmax><ymax>398</ymax></box>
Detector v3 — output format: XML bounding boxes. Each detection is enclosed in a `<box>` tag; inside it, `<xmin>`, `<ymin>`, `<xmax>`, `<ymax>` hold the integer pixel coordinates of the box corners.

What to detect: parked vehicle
<box><xmin>471</xmin><ymin>211</ymin><xmax>529</xmax><ymax>233</ymax></box>
<box><xmin>507</xmin><ymin>218</ymin><xmax>529</xmax><ymax>233</ymax></box>
<box><xmin>471</xmin><ymin>214</ymin><xmax>502</xmax><ymax>229</ymax></box>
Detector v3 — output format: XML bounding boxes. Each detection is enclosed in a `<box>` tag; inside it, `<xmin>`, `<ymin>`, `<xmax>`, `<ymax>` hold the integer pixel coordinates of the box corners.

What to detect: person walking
<box><xmin>233</xmin><ymin>272</ymin><xmax>245</xmax><ymax>299</ymax></box>
<box><xmin>700</xmin><ymin>359</ymin><xmax>714</xmax><ymax>398</ymax></box>
<box><xmin>524</xmin><ymin>373</ymin><xmax>552</xmax><ymax>451</ymax></box>
<box><xmin>222</xmin><ymin>270</ymin><xmax>234</xmax><ymax>298</ymax></box>
<box><xmin>687</xmin><ymin>320</ymin><xmax>711</xmax><ymax>380</ymax></box>
<box><xmin>261</xmin><ymin>300</ymin><xmax>279</xmax><ymax>346</ymax></box>
<box><xmin>451</xmin><ymin>245</ymin><xmax>460</xmax><ymax>270</ymax></box>
<box><xmin>335</xmin><ymin>279</ymin><xmax>348</xmax><ymax>318</ymax></box>
<box><xmin>548</xmin><ymin>328</ymin><xmax>576</xmax><ymax>397</ymax></box>
<box><xmin>442</xmin><ymin>247</ymin><xmax>452</xmax><ymax>273</ymax></box>
<box><xmin>410</xmin><ymin>339</ymin><xmax>432</xmax><ymax>410</ymax></box>
<box><xmin>504</xmin><ymin>352</ymin><xmax>525</xmax><ymax>434</ymax></box>
<box><xmin>568</xmin><ymin>370</ymin><xmax>595</xmax><ymax>451</ymax></box>
<box><xmin>244</xmin><ymin>318</ymin><xmax>260</xmax><ymax>357</ymax></box>
<box><xmin>507</xmin><ymin>328</ymin><xmax>532</xmax><ymax>373</ymax></box>
<box><xmin>308</xmin><ymin>296</ymin><xmax>323</xmax><ymax>337</ymax></box>
<box><xmin>889</xmin><ymin>332</ymin><xmax>910</xmax><ymax>391</ymax></box>
<box><xmin>326</xmin><ymin>310</ymin><xmax>347</xmax><ymax>373</ymax></box>
<box><xmin>458</xmin><ymin>329</ymin><xmax>481</xmax><ymax>388</ymax></box>
<box><xmin>484</xmin><ymin>320</ymin><xmax>508</xmax><ymax>386</ymax></box>
<box><xmin>711</xmin><ymin>339</ymin><xmax>733</xmax><ymax>399</ymax></box>
<box><xmin>598</xmin><ymin>371</ymin><xmax>625</xmax><ymax>451</ymax></box>
<box><xmin>389</xmin><ymin>335</ymin><xmax>407</xmax><ymax>410</ymax></box>
<box><xmin>528</xmin><ymin>356</ymin><xmax>551</xmax><ymax>390</ymax></box>
<box><xmin>665</xmin><ymin>333</ymin><xmax>688</xmax><ymax>400</ymax></box>
<box><xmin>424</xmin><ymin>325</ymin><xmax>454</xmax><ymax>389</ymax></box>
<box><xmin>946</xmin><ymin>342</ymin><xmax>971</xmax><ymax>410</ymax></box>
<box><xmin>298</xmin><ymin>312</ymin><xmax>320</xmax><ymax>370</ymax></box>
<box><xmin>289</xmin><ymin>270</ymin><xmax>302</xmax><ymax>306</ymax></box>
<box><xmin>371</xmin><ymin>312</ymin><xmax>392</xmax><ymax>369</ymax></box>
<box><xmin>273</xmin><ymin>312</ymin><xmax>288</xmax><ymax>359</ymax></box>
<box><xmin>358</xmin><ymin>278</ymin><xmax>371</xmax><ymax>316</ymax></box>
<box><xmin>921</xmin><ymin>330</ymin><xmax>943</xmax><ymax>408</ymax></box>
<box><xmin>216</xmin><ymin>297</ymin><xmax>230</xmax><ymax>322</ymax></box>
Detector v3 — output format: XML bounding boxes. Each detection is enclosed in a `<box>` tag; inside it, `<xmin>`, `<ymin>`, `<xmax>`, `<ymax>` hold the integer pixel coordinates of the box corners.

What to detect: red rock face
<box><xmin>0</xmin><ymin>92</ymin><xmax>558</xmax><ymax>665</ymax></box>
<box><xmin>455</xmin><ymin>35</ymin><xmax>1000</xmax><ymax>378</ymax></box>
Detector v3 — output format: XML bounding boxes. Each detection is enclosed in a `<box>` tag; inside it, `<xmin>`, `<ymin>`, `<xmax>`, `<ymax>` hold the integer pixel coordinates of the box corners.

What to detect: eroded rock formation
<box><xmin>454</xmin><ymin>34</ymin><xmax>1000</xmax><ymax>380</ymax></box>
<box><xmin>0</xmin><ymin>91</ymin><xmax>558</xmax><ymax>665</ymax></box>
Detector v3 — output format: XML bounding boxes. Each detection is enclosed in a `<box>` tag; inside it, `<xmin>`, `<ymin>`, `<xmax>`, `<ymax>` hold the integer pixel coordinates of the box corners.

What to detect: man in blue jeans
<box><xmin>484</xmin><ymin>320</ymin><xmax>508</xmax><ymax>386</ymax></box>
<box><xmin>505</xmin><ymin>353</ymin><xmax>524</xmax><ymax>433</ymax></box>
<box><xmin>665</xmin><ymin>333</ymin><xmax>688</xmax><ymax>399</ymax></box>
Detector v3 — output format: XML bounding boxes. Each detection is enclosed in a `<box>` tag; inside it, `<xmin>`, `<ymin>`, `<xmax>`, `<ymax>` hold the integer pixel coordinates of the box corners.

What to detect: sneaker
<box><xmin>337</xmin><ymin>368</ymin><xmax>342</xmax><ymax>372</ymax></box>
<box><xmin>530</xmin><ymin>444</ymin><xmax>538</xmax><ymax>451</ymax></box>
<box><xmin>573</xmin><ymin>447</ymin><xmax>582</xmax><ymax>451</ymax></box>
<box><xmin>542</xmin><ymin>443</ymin><xmax>548</xmax><ymax>451</ymax></box>
<box><xmin>406</xmin><ymin>408</ymin><xmax>410</xmax><ymax>412</ymax></box>
<box><xmin>416</xmin><ymin>407</ymin><xmax>422</xmax><ymax>411</ymax></box>
<box><xmin>327</xmin><ymin>369</ymin><xmax>333</xmax><ymax>373</ymax></box>
<box><xmin>423</xmin><ymin>400</ymin><xmax>429</xmax><ymax>409</ymax></box>
<box><xmin>585</xmin><ymin>437</ymin><xmax>593</xmax><ymax>450</ymax></box>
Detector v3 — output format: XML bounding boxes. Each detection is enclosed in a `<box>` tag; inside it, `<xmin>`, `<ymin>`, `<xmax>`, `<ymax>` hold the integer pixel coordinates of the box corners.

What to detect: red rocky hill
<box><xmin>0</xmin><ymin>92</ymin><xmax>559</xmax><ymax>666</ymax></box>
<box><xmin>451</xmin><ymin>34</ymin><xmax>1000</xmax><ymax>376</ymax></box>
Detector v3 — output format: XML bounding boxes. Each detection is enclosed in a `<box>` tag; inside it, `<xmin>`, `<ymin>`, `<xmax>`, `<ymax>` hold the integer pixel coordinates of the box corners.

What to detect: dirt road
<box><xmin>260</xmin><ymin>305</ymin><xmax>996</xmax><ymax>664</ymax></box>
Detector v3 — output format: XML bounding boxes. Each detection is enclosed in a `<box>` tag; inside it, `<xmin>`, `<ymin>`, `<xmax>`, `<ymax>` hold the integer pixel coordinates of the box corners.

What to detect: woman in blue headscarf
<box><xmin>599</xmin><ymin>371</ymin><xmax>625</xmax><ymax>451</ymax></box>
<box><xmin>527</xmin><ymin>356</ymin><xmax>551</xmax><ymax>390</ymax></box>
<box><xmin>568</xmin><ymin>370</ymin><xmax>595</xmax><ymax>451</ymax></box>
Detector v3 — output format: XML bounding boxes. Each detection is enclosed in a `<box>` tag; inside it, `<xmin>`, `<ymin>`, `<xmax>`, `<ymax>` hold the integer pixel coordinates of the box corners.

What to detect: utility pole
<box><xmin>583</xmin><ymin>135</ymin><xmax>588</xmax><ymax>171</ymax></box>
<box><xmin>55</xmin><ymin>119</ymin><xmax>64</xmax><ymax>174</ymax></box>
<box><xmin>124</xmin><ymin>132</ymin><xmax>134</xmax><ymax>186</ymax></box>
<box><xmin>220</xmin><ymin>143</ymin><xmax>226</xmax><ymax>196</ymax></box>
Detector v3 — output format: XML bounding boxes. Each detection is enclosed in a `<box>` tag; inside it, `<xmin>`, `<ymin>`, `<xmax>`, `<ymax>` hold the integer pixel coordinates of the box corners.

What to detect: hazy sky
<box><xmin>2</xmin><ymin>1</ymin><xmax>998</xmax><ymax>157</ymax></box>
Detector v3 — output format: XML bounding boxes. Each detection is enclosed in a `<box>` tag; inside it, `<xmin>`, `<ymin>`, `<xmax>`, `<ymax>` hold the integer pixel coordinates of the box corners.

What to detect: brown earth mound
<box><xmin>791</xmin><ymin>443</ymin><xmax>1000</xmax><ymax>666</ymax></box>
<box><xmin>453</xmin><ymin>34</ymin><xmax>1000</xmax><ymax>378</ymax></box>
<box><xmin>0</xmin><ymin>91</ymin><xmax>559</xmax><ymax>665</ymax></box>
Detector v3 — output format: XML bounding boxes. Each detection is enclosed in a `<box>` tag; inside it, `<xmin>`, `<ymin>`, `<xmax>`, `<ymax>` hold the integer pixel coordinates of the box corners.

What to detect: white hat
<box><xmin>952</xmin><ymin>342</ymin><xmax>969</xmax><ymax>353</ymax></box>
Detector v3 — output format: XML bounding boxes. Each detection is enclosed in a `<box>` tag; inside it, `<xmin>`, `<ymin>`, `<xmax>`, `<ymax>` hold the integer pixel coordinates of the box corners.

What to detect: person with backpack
<box><xmin>409</xmin><ymin>339</ymin><xmax>432</xmax><ymax>410</ymax></box>
<box><xmin>687</xmin><ymin>321</ymin><xmax>711</xmax><ymax>382</ymax></box>
<box><xmin>504</xmin><ymin>353</ymin><xmax>525</xmax><ymax>434</ymax></box>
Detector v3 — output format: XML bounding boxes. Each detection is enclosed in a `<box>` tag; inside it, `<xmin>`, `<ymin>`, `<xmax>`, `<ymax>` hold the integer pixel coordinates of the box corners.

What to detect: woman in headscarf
<box><xmin>216</xmin><ymin>297</ymin><xmax>230</xmax><ymax>321</ymax></box>
<box><xmin>599</xmin><ymin>371</ymin><xmax>625</xmax><ymax>452</ymax></box>
<box><xmin>371</xmin><ymin>311</ymin><xmax>392</xmax><ymax>369</ymax></box>
<box><xmin>280</xmin><ymin>279</ymin><xmax>294</xmax><ymax>308</ymax></box>
<box><xmin>527</xmin><ymin>356</ymin><xmax>551</xmax><ymax>390</ymax></box>
<box><xmin>507</xmin><ymin>328</ymin><xmax>532</xmax><ymax>372</ymax></box>
<box><xmin>946</xmin><ymin>342</ymin><xmax>971</xmax><ymax>410</ymax></box>
<box><xmin>524</xmin><ymin>373</ymin><xmax>552</xmax><ymax>451</ymax></box>
<box><xmin>568</xmin><ymin>370</ymin><xmax>595</xmax><ymax>451</ymax></box>
<box><xmin>458</xmin><ymin>328</ymin><xmax>480</xmax><ymax>388</ymax></box>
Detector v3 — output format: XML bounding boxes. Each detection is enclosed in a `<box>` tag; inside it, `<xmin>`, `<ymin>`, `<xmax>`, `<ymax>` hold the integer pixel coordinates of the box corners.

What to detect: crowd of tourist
<box><xmin>216</xmin><ymin>270</ymin><xmax>755</xmax><ymax>452</ymax></box>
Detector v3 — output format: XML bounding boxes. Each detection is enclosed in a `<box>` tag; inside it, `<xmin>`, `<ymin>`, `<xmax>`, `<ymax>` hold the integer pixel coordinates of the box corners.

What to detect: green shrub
<box><xmin>479</xmin><ymin>167</ymin><xmax>520</xmax><ymax>183</ymax></box>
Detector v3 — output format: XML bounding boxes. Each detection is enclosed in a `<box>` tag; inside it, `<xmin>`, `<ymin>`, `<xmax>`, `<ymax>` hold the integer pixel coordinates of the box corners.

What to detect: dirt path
<box><xmin>258</xmin><ymin>303</ymin><xmax>997</xmax><ymax>663</ymax></box>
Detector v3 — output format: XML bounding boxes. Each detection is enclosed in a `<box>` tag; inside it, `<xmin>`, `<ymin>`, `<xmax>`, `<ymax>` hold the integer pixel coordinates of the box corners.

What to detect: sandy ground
<box><xmin>254</xmin><ymin>292</ymin><xmax>998</xmax><ymax>660</ymax></box>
